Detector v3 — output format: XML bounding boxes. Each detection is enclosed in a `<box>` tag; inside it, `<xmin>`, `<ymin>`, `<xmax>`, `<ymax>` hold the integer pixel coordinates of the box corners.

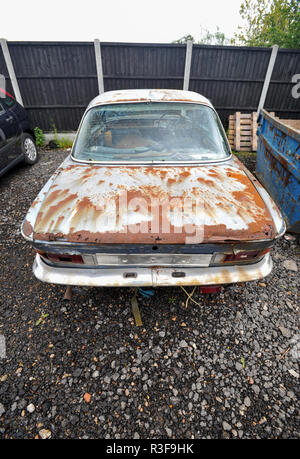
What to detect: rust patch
<box><xmin>167</xmin><ymin>177</ymin><xmax>177</xmax><ymax>186</ymax></box>
<box><xmin>34</xmin><ymin>189</ymin><xmax>78</xmax><ymax>236</ymax></box>
<box><xmin>32</xmin><ymin>160</ymin><xmax>277</xmax><ymax>244</ymax></box>
<box><xmin>261</xmin><ymin>137</ymin><xmax>291</xmax><ymax>187</ymax></box>
<box><xmin>23</xmin><ymin>219</ymin><xmax>33</xmax><ymax>237</ymax></box>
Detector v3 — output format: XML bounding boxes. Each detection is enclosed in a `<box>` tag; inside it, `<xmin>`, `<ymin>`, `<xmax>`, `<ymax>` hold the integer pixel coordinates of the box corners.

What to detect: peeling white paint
<box><xmin>88</xmin><ymin>89</ymin><xmax>212</xmax><ymax>109</ymax></box>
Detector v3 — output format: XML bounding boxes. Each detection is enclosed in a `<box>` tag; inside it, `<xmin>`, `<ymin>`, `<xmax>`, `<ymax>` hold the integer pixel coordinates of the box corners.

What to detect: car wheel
<box><xmin>22</xmin><ymin>133</ymin><xmax>38</xmax><ymax>165</ymax></box>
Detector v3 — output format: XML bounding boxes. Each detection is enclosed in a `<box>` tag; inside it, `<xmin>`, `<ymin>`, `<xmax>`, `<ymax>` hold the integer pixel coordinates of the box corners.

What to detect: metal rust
<box><xmin>89</xmin><ymin>89</ymin><xmax>212</xmax><ymax>109</ymax></box>
<box><xmin>63</xmin><ymin>285</ymin><xmax>72</xmax><ymax>301</ymax></box>
<box><xmin>23</xmin><ymin>219</ymin><xmax>33</xmax><ymax>238</ymax></box>
<box><xmin>29</xmin><ymin>157</ymin><xmax>277</xmax><ymax>245</ymax></box>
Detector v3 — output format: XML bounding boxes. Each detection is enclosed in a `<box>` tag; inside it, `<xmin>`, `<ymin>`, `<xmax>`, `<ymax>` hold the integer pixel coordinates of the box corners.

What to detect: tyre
<box><xmin>22</xmin><ymin>133</ymin><xmax>38</xmax><ymax>165</ymax></box>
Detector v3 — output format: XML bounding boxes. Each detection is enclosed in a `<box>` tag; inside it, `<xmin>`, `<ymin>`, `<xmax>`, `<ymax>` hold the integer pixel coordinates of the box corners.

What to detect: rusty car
<box><xmin>21</xmin><ymin>89</ymin><xmax>285</xmax><ymax>288</ymax></box>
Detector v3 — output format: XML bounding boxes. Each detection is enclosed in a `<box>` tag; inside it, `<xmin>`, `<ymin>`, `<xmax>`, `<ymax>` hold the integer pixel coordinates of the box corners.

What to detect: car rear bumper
<box><xmin>33</xmin><ymin>252</ymin><xmax>273</xmax><ymax>287</ymax></box>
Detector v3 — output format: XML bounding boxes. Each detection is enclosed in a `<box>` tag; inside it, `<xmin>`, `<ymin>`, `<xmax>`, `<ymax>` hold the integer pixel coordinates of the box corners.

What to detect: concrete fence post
<box><xmin>257</xmin><ymin>44</ymin><xmax>278</xmax><ymax>115</ymax></box>
<box><xmin>0</xmin><ymin>38</ymin><xmax>23</xmax><ymax>106</ymax></box>
<box><xmin>94</xmin><ymin>39</ymin><xmax>104</xmax><ymax>94</ymax></box>
<box><xmin>183</xmin><ymin>40</ymin><xmax>193</xmax><ymax>91</ymax></box>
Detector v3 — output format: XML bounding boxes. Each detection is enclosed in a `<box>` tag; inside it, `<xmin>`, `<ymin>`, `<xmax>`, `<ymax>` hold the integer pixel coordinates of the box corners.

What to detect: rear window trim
<box><xmin>70</xmin><ymin>156</ymin><xmax>232</xmax><ymax>166</ymax></box>
<box><xmin>71</xmin><ymin>101</ymin><xmax>232</xmax><ymax>165</ymax></box>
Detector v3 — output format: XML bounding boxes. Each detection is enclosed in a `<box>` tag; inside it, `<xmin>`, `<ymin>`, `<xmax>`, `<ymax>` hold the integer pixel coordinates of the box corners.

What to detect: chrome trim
<box><xmin>69</xmin><ymin>157</ymin><xmax>232</xmax><ymax>166</ymax></box>
<box><xmin>94</xmin><ymin>253</ymin><xmax>212</xmax><ymax>267</ymax></box>
<box><xmin>33</xmin><ymin>253</ymin><xmax>272</xmax><ymax>287</ymax></box>
<box><xmin>43</xmin><ymin>253</ymin><xmax>213</xmax><ymax>267</ymax></box>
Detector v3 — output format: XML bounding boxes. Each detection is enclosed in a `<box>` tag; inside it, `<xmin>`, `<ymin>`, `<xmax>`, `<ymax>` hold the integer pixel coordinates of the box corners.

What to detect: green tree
<box><xmin>173</xmin><ymin>34</ymin><xmax>195</xmax><ymax>44</ymax></box>
<box><xmin>173</xmin><ymin>28</ymin><xmax>231</xmax><ymax>45</ymax></box>
<box><xmin>198</xmin><ymin>26</ymin><xmax>231</xmax><ymax>46</ymax></box>
<box><xmin>235</xmin><ymin>0</ymin><xmax>300</xmax><ymax>48</ymax></box>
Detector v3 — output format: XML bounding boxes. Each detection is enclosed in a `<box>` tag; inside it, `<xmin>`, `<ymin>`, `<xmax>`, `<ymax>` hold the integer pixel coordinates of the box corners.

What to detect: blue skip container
<box><xmin>256</xmin><ymin>109</ymin><xmax>300</xmax><ymax>233</ymax></box>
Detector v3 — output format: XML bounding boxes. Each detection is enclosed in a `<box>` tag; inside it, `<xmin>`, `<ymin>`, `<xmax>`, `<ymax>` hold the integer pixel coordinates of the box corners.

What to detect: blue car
<box><xmin>0</xmin><ymin>88</ymin><xmax>38</xmax><ymax>177</ymax></box>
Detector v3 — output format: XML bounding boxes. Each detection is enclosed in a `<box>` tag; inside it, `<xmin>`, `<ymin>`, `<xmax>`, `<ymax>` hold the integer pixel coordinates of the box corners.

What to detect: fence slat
<box><xmin>235</xmin><ymin>112</ymin><xmax>241</xmax><ymax>151</ymax></box>
<box><xmin>252</xmin><ymin>112</ymin><xmax>258</xmax><ymax>151</ymax></box>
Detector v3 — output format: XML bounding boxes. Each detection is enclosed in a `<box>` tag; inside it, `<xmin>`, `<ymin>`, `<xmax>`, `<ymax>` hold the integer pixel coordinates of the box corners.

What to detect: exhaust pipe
<box><xmin>63</xmin><ymin>285</ymin><xmax>72</xmax><ymax>301</ymax></box>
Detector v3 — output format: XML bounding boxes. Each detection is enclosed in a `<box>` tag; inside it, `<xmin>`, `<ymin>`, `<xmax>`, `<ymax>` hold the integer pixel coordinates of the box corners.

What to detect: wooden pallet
<box><xmin>228</xmin><ymin>111</ymin><xmax>278</xmax><ymax>151</ymax></box>
<box><xmin>228</xmin><ymin>112</ymin><xmax>259</xmax><ymax>152</ymax></box>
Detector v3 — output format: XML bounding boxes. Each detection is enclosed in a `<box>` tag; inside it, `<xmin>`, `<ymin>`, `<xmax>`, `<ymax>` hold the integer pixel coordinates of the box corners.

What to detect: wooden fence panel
<box><xmin>0</xmin><ymin>41</ymin><xmax>299</xmax><ymax>131</ymax></box>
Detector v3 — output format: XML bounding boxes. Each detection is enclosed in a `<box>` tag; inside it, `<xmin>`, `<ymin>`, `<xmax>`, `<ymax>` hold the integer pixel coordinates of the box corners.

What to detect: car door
<box><xmin>0</xmin><ymin>98</ymin><xmax>21</xmax><ymax>171</ymax></box>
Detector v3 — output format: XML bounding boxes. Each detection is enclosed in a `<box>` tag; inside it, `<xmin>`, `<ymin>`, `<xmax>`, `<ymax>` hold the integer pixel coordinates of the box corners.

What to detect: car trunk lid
<box><xmin>32</xmin><ymin>159</ymin><xmax>276</xmax><ymax>244</ymax></box>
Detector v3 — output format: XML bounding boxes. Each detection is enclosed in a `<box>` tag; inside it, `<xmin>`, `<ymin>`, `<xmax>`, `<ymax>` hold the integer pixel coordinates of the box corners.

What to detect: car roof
<box><xmin>88</xmin><ymin>89</ymin><xmax>213</xmax><ymax>108</ymax></box>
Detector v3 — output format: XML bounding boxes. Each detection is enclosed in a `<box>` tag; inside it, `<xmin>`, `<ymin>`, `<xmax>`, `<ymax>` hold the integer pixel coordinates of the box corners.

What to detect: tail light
<box><xmin>199</xmin><ymin>285</ymin><xmax>222</xmax><ymax>293</ymax></box>
<box><xmin>211</xmin><ymin>248</ymin><xmax>271</xmax><ymax>265</ymax></box>
<box><xmin>37</xmin><ymin>251</ymin><xmax>84</xmax><ymax>264</ymax></box>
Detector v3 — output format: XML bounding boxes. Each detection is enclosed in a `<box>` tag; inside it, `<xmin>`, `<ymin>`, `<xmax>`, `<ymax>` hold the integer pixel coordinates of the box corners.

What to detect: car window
<box><xmin>72</xmin><ymin>102</ymin><xmax>231</xmax><ymax>163</ymax></box>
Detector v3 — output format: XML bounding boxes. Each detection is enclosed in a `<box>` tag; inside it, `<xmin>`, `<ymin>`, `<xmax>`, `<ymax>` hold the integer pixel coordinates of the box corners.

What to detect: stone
<box><xmin>165</xmin><ymin>427</ymin><xmax>172</xmax><ymax>437</ymax></box>
<box><xmin>83</xmin><ymin>392</ymin><xmax>92</xmax><ymax>403</ymax></box>
<box><xmin>283</xmin><ymin>260</ymin><xmax>298</xmax><ymax>272</ymax></box>
<box><xmin>223</xmin><ymin>421</ymin><xmax>231</xmax><ymax>431</ymax></box>
<box><xmin>288</xmin><ymin>369</ymin><xmax>299</xmax><ymax>378</ymax></box>
<box><xmin>0</xmin><ymin>403</ymin><xmax>5</xmax><ymax>416</ymax></box>
<box><xmin>244</xmin><ymin>397</ymin><xmax>251</xmax><ymax>407</ymax></box>
<box><xmin>278</xmin><ymin>326</ymin><xmax>291</xmax><ymax>338</ymax></box>
<box><xmin>27</xmin><ymin>403</ymin><xmax>35</xmax><ymax>413</ymax></box>
<box><xmin>39</xmin><ymin>429</ymin><xmax>52</xmax><ymax>439</ymax></box>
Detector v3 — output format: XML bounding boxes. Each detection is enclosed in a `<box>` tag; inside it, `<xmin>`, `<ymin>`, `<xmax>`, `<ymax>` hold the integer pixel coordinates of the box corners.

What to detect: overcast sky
<box><xmin>2</xmin><ymin>0</ymin><xmax>244</xmax><ymax>43</ymax></box>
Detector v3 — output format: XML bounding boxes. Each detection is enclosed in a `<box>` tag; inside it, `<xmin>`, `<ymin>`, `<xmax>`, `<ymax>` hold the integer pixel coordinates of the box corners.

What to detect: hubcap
<box><xmin>24</xmin><ymin>138</ymin><xmax>37</xmax><ymax>161</ymax></box>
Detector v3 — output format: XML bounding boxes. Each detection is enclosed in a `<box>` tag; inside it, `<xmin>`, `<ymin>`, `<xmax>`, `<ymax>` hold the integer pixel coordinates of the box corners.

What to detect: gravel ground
<box><xmin>0</xmin><ymin>149</ymin><xmax>299</xmax><ymax>439</ymax></box>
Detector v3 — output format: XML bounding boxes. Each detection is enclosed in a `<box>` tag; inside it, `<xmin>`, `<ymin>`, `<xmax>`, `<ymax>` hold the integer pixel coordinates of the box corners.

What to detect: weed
<box><xmin>50</xmin><ymin>121</ymin><xmax>73</xmax><ymax>149</ymax></box>
<box><xmin>34</xmin><ymin>126</ymin><xmax>45</xmax><ymax>147</ymax></box>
